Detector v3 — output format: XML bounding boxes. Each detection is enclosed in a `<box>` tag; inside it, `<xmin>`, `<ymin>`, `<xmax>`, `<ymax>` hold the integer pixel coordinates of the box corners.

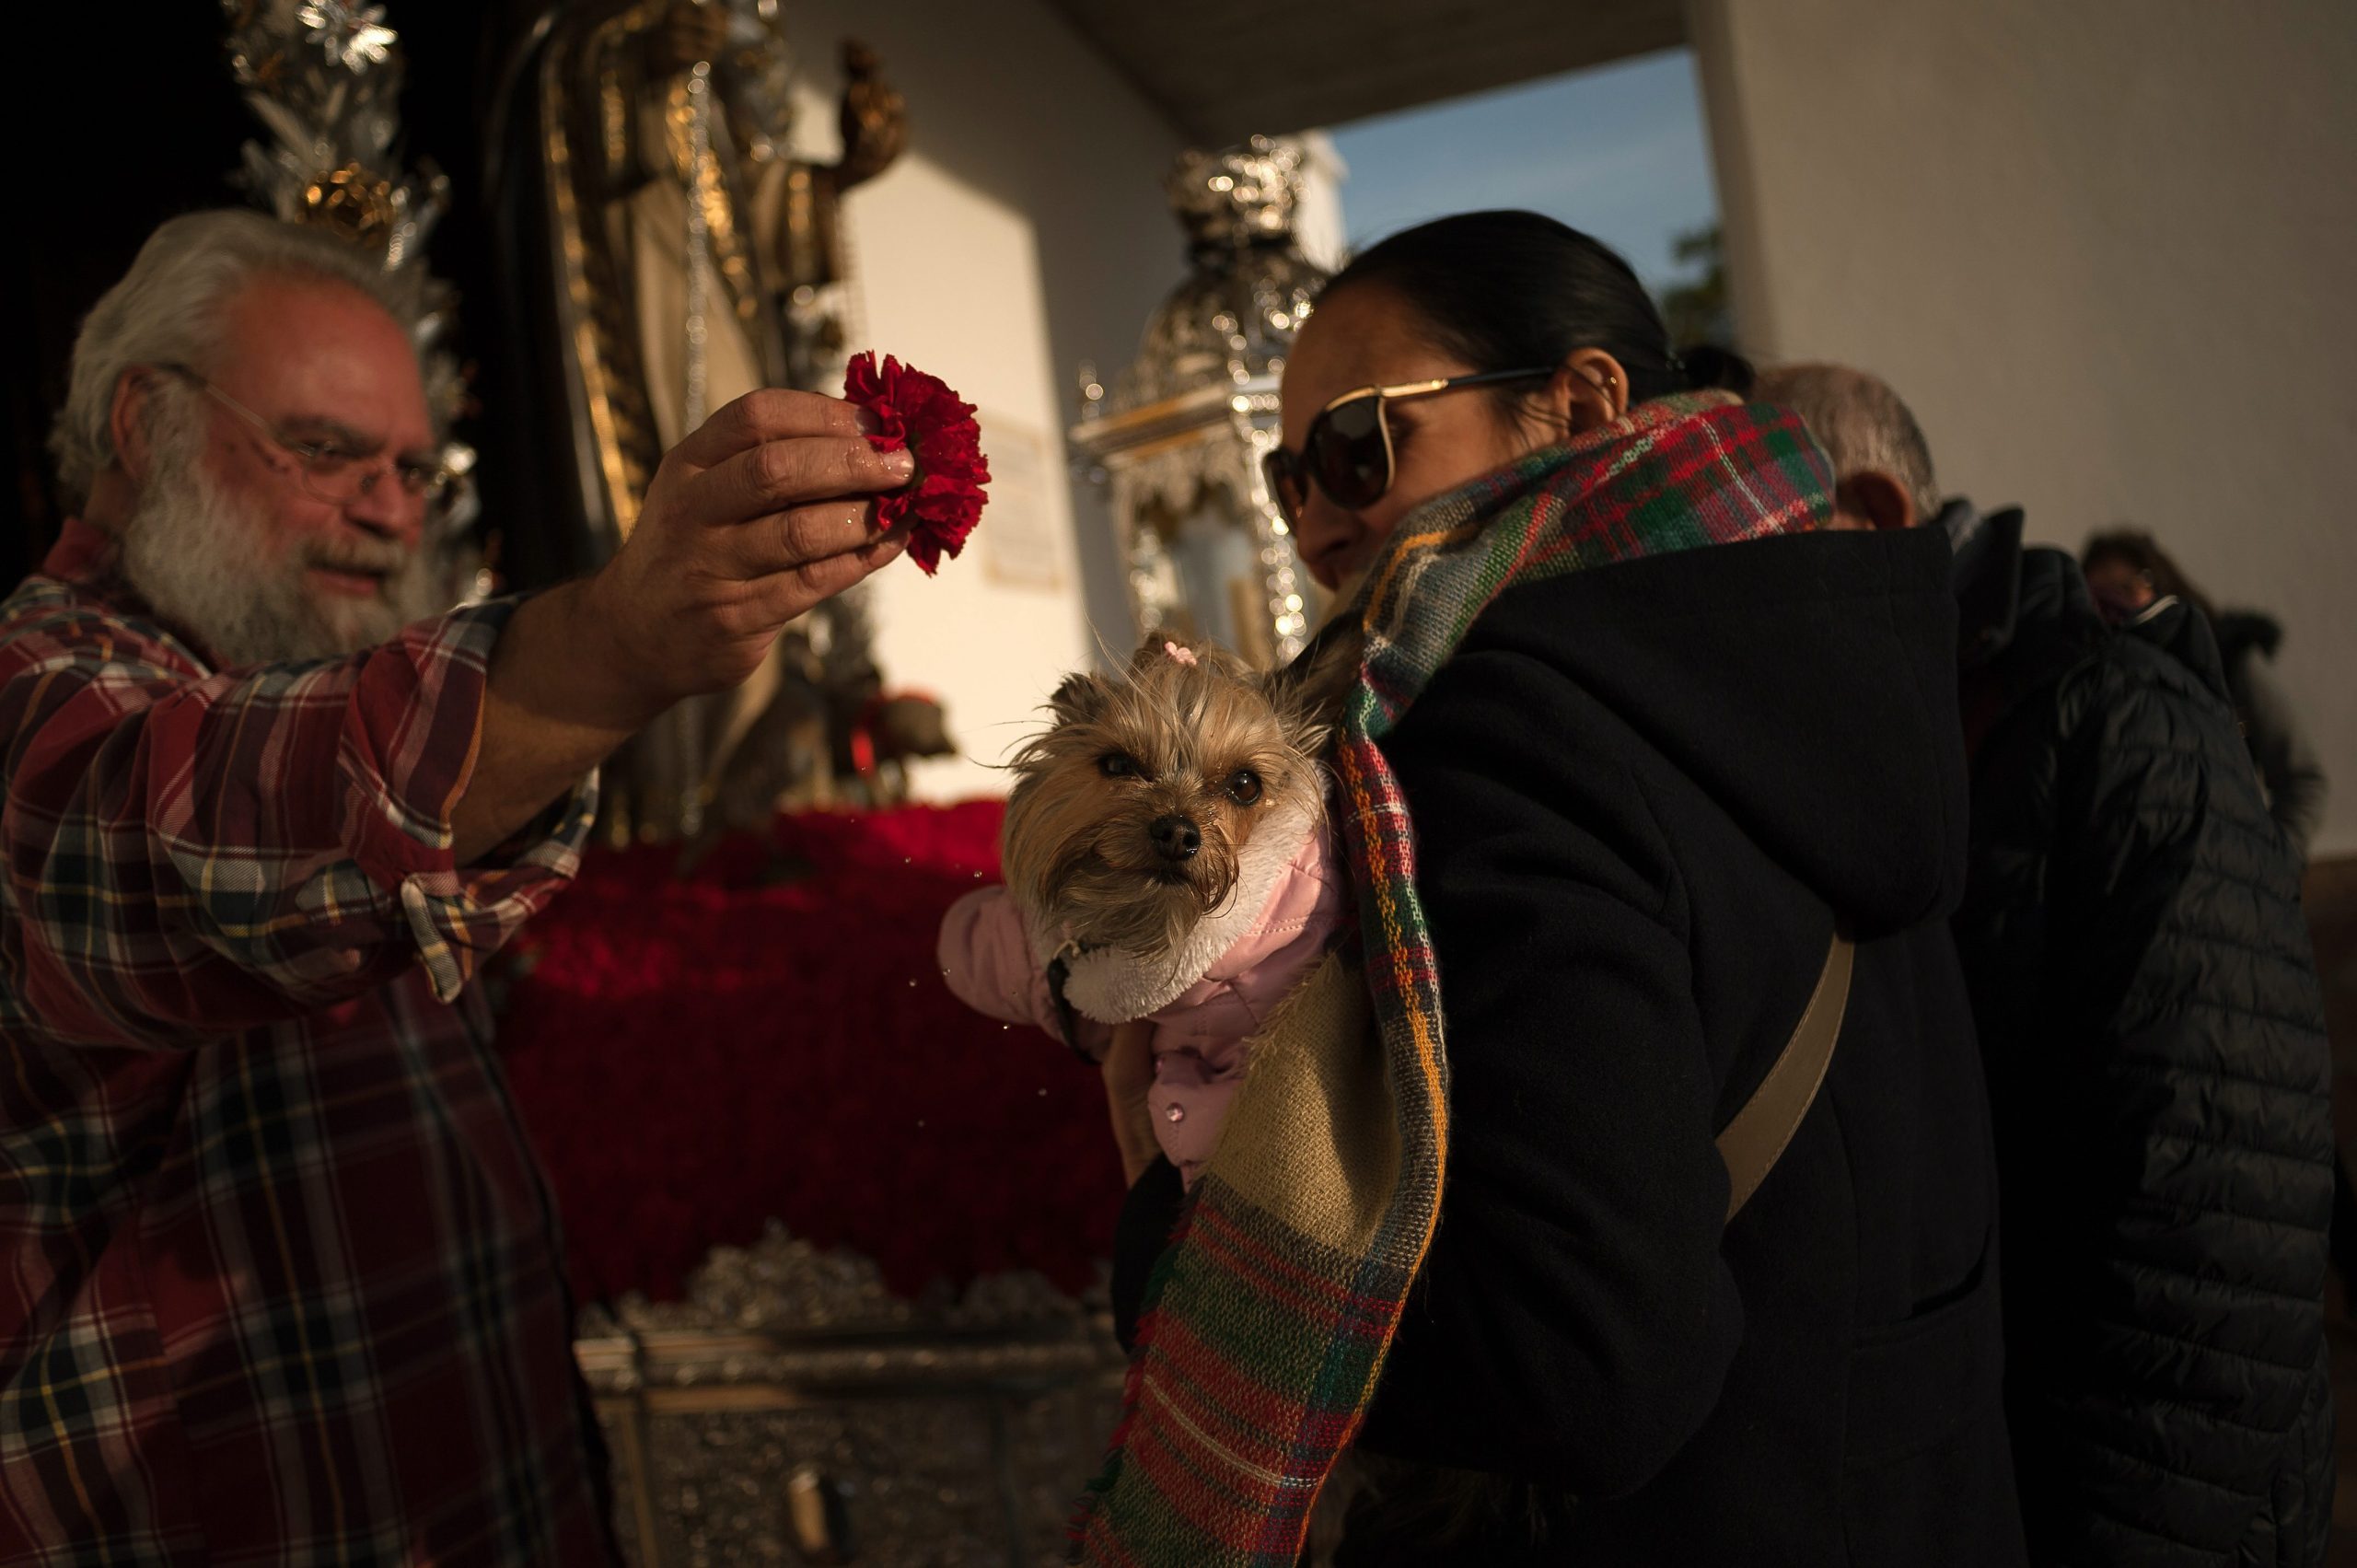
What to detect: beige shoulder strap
<box><xmin>1716</xmin><ymin>931</ymin><xmax>1853</xmax><ymax>1221</ymax></box>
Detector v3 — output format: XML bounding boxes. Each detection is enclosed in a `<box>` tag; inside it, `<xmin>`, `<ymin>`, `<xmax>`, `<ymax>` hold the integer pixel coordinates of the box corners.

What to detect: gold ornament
<box><xmin>302</xmin><ymin>163</ymin><xmax>396</xmax><ymax>250</ymax></box>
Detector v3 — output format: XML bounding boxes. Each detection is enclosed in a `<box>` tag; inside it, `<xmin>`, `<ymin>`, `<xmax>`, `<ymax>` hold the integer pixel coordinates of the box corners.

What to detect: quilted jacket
<box><xmin>1945</xmin><ymin>504</ymin><xmax>2335</xmax><ymax>1567</ymax></box>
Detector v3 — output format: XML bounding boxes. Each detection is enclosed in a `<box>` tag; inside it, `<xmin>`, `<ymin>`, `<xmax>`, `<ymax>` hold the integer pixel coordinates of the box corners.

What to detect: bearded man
<box><xmin>0</xmin><ymin>208</ymin><xmax>912</xmax><ymax>1563</ymax></box>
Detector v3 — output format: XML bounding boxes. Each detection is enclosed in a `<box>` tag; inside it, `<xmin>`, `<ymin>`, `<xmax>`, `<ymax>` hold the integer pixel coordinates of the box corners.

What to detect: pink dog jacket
<box><xmin>937</xmin><ymin>801</ymin><xmax>1349</xmax><ymax>1187</ymax></box>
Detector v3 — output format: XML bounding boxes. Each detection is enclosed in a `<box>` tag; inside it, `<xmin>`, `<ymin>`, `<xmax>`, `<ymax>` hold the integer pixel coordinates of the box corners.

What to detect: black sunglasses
<box><xmin>1260</xmin><ymin>366</ymin><xmax>1555</xmax><ymax>528</ymax></box>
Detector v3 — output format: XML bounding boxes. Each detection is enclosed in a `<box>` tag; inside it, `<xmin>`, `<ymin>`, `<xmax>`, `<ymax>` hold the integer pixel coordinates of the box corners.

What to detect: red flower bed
<box><xmin>494</xmin><ymin>801</ymin><xmax>1123</xmax><ymax>1304</ymax></box>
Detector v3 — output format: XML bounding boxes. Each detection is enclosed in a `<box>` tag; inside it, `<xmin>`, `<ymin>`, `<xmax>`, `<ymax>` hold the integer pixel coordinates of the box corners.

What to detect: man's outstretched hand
<box><xmin>454</xmin><ymin>389</ymin><xmax>911</xmax><ymax>862</ymax></box>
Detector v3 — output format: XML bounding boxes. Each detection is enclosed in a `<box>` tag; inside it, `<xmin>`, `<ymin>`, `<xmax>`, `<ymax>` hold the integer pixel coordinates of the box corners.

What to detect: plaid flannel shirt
<box><xmin>0</xmin><ymin>521</ymin><xmax>615</xmax><ymax>1565</ymax></box>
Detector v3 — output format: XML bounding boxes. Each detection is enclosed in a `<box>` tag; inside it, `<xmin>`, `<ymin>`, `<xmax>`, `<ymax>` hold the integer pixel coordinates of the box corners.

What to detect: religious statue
<box><xmin>485</xmin><ymin>0</ymin><xmax>909</xmax><ymax>842</ymax></box>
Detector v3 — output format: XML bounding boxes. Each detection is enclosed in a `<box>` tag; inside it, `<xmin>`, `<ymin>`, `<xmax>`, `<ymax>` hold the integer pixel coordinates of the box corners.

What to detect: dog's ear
<box><xmin>1047</xmin><ymin>670</ymin><xmax>1112</xmax><ymax>727</ymax></box>
<box><xmin>1260</xmin><ymin>623</ymin><xmax>1364</xmax><ymax>756</ymax></box>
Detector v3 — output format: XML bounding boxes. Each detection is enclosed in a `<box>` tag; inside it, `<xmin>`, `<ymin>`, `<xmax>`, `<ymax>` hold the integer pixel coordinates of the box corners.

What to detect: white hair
<box><xmin>1752</xmin><ymin>362</ymin><xmax>1941</xmax><ymax>523</ymax></box>
<box><xmin>50</xmin><ymin>209</ymin><xmax>419</xmax><ymax>510</ymax></box>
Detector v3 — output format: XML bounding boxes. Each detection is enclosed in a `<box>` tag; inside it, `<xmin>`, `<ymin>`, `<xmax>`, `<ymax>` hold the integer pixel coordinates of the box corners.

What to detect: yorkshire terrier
<box><xmin>937</xmin><ymin>628</ymin><xmax>1357</xmax><ymax>1190</ymax></box>
<box><xmin>939</xmin><ymin>625</ymin><xmax>1409</xmax><ymax>1565</ymax></box>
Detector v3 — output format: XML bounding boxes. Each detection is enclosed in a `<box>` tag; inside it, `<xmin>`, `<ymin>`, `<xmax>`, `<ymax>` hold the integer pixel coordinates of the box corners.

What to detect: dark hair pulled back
<box><xmin>1321</xmin><ymin>210</ymin><xmax>1751</xmax><ymax>406</ymax></box>
<box><xmin>2082</xmin><ymin>528</ymin><xmax>2218</xmax><ymax>625</ymax></box>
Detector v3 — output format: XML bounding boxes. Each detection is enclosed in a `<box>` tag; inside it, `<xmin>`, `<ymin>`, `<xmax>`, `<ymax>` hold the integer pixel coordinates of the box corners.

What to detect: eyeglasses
<box><xmin>1260</xmin><ymin>367</ymin><xmax>1554</xmax><ymax>528</ymax></box>
<box><xmin>157</xmin><ymin>363</ymin><xmax>456</xmax><ymax>517</ymax></box>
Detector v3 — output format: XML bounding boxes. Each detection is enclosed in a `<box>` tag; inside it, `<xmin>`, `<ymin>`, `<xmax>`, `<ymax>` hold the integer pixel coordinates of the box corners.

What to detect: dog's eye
<box><xmin>1225</xmin><ymin>769</ymin><xmax>1263</xmax><ymax>806</ymax></box>
<box><xmin>1098</xmin><ymin>752</ymin><xmax>1138</xmax><ymax>778</ymax></box>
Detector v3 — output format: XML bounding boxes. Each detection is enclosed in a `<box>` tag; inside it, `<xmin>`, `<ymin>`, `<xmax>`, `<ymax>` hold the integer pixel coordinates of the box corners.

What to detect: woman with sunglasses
<box><xmin>1104</xmin><ymin>213</ymin><xmax>2024</xmax><ymax>1567</ymax></box>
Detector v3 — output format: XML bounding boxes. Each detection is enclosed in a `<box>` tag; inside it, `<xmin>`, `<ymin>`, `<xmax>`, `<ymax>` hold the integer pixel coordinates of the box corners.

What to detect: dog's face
<box><xmin>1001</xmin><ymin>633</ymin><xmax>1348</xmax><ymax>958</ymax></box>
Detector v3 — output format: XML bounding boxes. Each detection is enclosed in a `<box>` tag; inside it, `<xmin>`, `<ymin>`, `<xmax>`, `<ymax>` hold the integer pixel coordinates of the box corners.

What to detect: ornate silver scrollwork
<box><xmin>576</xmin><ymin>1224</ymin><xmax>1126</xmax><ymax>1566</ymax></box>
<box><xmin>1069</xmin><ymin>135</ymin><xmax>1329</xmax><ymax>668</ymax></box>
<box><xmin>219</xmin><ymin>0</ymin><xmax>485</xmax><ymax>590</ymax></box>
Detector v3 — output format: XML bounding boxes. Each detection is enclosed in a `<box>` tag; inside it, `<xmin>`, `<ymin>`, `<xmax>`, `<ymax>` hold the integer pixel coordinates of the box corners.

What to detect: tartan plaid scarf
<box><xmin>1072</xmin><ymin>392</ymin><xmax>1834</xmax><ymax>1564</ymax></box>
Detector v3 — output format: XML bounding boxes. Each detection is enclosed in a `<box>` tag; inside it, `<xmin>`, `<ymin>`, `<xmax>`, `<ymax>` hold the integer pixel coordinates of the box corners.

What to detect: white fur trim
<box><xmin>1051</xmin><ymin>799</ymin><xmax>1318</xmax><ymax>1024</ymax></box>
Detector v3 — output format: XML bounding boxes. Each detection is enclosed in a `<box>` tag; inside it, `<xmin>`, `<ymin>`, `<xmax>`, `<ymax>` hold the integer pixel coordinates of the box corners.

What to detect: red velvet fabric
<box><xmin>496</xmin><ymin>801</ymin><xmax>1123</xmax><ymax>1303</ymax></box>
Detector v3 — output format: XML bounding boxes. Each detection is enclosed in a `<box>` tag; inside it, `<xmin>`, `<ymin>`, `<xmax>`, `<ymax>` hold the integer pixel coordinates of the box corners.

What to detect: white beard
<box><xmin>118</xmin><ymin>411</ymin><xmax>443</xmax><ymax>668</ymax></box>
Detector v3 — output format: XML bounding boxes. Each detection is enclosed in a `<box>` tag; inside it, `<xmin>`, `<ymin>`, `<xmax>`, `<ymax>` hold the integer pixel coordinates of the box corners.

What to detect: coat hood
<box><xmin>1458</xmin><ymin>525</ymin><xmax>1971</xmax><ymax>936</ymax></box>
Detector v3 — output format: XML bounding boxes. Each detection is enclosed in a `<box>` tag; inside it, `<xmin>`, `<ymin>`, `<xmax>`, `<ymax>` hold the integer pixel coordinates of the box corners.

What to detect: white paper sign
<box><xmin>975</xmin><ymin>412</ymin><xmax>1066</xmax><ymax>591</ymax></box>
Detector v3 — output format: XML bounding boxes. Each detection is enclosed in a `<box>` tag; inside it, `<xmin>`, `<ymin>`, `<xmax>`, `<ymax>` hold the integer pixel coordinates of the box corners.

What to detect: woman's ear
<box><xmin>1557</xmin><ymin>348</ymin><xmax>1631</xmax><ymax>436</ymax></box>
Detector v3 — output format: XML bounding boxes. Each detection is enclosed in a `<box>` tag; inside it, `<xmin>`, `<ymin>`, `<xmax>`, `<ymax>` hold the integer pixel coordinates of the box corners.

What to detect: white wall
<box><xmin>1689</xmin><ymin>0</ymin><xmax>2357</xmax><ymax>854</ymax></box>
<box><xmin>784</xmin><ymin>0</ymin><xmax>1189</xmax><ymax>800</ymax></box>
<box><xmin>1294</xmin><ymin>131</ymin><xmax>1353</xmax><ymax>273</ymax></box>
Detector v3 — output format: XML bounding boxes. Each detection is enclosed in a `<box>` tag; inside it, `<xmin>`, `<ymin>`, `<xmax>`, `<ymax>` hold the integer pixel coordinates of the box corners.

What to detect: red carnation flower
<box><xmin>842</xmin><ymin>352</ymin><xmax>992</xmax><ymax>576</ymax></box>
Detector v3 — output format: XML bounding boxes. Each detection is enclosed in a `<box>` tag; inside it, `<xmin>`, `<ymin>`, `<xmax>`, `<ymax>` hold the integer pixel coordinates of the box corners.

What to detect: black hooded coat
<box><xmin>1120</xmin><ymin>525</ymin><xmax>2029</xmax><ymax>1565</ymax></box>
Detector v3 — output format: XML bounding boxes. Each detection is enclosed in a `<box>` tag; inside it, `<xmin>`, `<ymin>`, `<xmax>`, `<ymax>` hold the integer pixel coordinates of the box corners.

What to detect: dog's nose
<box><xmin>1149</xmin><ymin>814</ymin><xmax>1201</xmax><ymax>862</ymax></box>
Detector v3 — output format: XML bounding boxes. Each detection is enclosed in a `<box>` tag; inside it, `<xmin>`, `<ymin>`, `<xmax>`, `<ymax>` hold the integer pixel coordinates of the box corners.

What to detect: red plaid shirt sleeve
<box><xmin>0</xmin><ymin>577</ymin><xmax>595</xmax><ymax>1049</ymax></box>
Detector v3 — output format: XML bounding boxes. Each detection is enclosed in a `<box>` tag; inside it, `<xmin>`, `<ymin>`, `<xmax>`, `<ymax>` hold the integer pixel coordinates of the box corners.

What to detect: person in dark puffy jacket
<box><xmin>1759</xmin><ymin>363</ymin><xmax>2336</xmax><ymax>1567</ymax></box>
<box><xmin>2081</xmin><ymin>528</ymin><xmax>2329</xmax><ymax>861</ymax></box>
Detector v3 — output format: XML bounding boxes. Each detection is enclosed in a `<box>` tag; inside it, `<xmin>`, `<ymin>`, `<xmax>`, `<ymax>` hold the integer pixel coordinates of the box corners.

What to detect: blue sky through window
<box><xmin>1328</xmin><ymin>49</ymin><xmax>1720</xmax><ymax>291</ymax></box>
